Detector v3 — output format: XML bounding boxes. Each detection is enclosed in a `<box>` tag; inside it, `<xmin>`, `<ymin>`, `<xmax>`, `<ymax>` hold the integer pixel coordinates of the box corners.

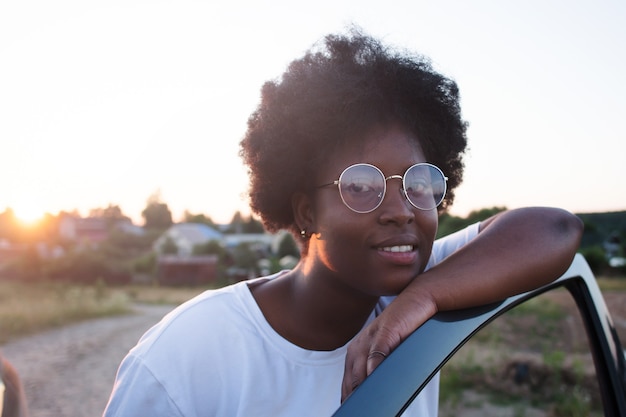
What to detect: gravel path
<box><xmin>1</xmin><ymin>304</ymin><xmax>174</xmax><ymax>417</ymax></box>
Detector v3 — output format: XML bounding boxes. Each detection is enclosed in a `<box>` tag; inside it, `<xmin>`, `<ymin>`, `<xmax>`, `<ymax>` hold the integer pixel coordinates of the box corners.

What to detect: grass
<box><xmin>0</xmin><ymin>280</ymin><xmax>130</xmax><ymax>344</ymax></box>
<box><xmin>597</xmin><ymin>276</ymin><xmax>626</xmax><ymax>291</ymax></box>
<box><xmin>123</xmin><ymin>284</ymin><xmax>207</xmax><ymax>305</ymax></box>
<box><xmin>0</xmin><ymin>280</ymin><xmax>210</xmax><ymax>345</ymax></box>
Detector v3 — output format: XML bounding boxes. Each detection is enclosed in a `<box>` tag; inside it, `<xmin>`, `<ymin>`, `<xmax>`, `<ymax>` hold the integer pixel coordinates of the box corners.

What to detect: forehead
<box><xmin>323</xmin><ymin>125</ymin><xmax>426</xmax><ymax>177</ymax></box>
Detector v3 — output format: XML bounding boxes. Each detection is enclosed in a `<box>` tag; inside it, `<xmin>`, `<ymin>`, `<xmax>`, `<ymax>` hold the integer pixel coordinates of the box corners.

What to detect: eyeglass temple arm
<box><xmin>317</xmin><ymin>180</ymin><xmax>341</xmax><ymax>188</ymax></box>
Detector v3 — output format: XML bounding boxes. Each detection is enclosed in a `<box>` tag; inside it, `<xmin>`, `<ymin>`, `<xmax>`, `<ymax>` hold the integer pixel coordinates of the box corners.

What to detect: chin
<box><xmin>378</xmin><ymin>278</ymin><xmax>414</xmax><ymax>297</ymax></box>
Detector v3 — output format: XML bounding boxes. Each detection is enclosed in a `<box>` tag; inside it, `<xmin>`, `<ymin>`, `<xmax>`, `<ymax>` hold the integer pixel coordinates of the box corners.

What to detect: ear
<box><xmin>292</xmin><ymin>192</ymin><xmax>315</xmax><ymax>232</ymax></box>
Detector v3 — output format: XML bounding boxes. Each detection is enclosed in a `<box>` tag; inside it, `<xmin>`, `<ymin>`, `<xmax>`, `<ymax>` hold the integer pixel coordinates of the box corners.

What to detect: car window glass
<box><xmin>439</xmin><ymin>288</ymin><xmax>604</xmax><ymax>417</ymax></box>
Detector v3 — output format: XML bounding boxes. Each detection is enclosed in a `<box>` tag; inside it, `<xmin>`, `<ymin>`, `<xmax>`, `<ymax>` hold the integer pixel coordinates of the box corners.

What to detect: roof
<box><xmin>167</xmin><ymin>223</ymin><xmax>223</xmax><ymax>242</ymax></box>
<box><xmin>154</xmin><ymin>223</ymin><xmax>224</xmax><ymax>256</ymax></box>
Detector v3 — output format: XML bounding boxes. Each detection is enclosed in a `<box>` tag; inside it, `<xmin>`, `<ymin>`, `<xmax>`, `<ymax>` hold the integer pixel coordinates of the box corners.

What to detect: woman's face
<box><xmin>306</xmin><ymin>124</ymin><xmax>439</xmax><ymax>296</ymax></box>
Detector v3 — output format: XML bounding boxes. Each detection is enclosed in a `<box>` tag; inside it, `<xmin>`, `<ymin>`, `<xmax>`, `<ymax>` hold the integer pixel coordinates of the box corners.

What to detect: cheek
<box><xmin>311</xmin><ymin>202</ymin><xmax>374</xmax><ymax>274</ymax></box>
<box><xmin>422</xmin><ymin>210</ymin><xmax>439</xmax><ymax>240</ymax></box>
<box><xmin>418</xmin><ymin>211</ymin><xmax>439</xmax><ymax>266</ymax></box>
<box><xmin>315</xmin><ymin>216</ymin><xmax>365</xmax><ymax>270</ymax></box>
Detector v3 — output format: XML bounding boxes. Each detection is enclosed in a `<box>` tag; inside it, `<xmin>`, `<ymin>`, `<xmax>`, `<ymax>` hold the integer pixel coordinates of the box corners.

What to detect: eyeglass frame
<box><xmin>317</xmin><ymin>162</ymin><xmax>448</xmax><ymax>213</ymax></box>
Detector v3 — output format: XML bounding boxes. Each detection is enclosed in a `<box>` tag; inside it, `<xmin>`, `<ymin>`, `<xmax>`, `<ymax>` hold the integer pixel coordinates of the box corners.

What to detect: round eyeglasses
<box><xmin>318</xmin><ymin>163</ymin><xmax>448</xmax><ymax>213</ymax></box>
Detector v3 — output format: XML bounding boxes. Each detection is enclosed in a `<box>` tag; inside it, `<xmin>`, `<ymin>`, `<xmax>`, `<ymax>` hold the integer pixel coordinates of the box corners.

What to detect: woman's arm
<box><xmin>341</xmin><ymin>207</ymin><xmax>583</xmax><ymax>401</ymax></box>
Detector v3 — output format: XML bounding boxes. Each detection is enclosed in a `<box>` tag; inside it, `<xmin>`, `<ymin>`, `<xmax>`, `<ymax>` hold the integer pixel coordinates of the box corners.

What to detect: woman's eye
<box><xmin>406</xmin><ymin>180</ymin><xmax>428</xmax><ymax>195</ymax></box>
<box><xmin>346</xmin><ymin>183</ymin><xmax>373</xmax><ymax>193</ymax></box>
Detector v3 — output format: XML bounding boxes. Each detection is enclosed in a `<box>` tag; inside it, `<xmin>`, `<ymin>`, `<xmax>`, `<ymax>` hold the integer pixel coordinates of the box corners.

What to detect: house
<box><xmin>59</xmin><ymin>216</ymin><xmax>109</xmax><ymax>244</ymax></box>
<box><xmin>0</xmin><ymin>239</ymin><xmax>26</xmax><ymax>272</ymax></box>
<box><xmin>58</xmin><ymin>215</ymin><xmax>143</xmax><ymax>246</ymax></box>
<box><xmin>153</xmin><ymin>223</ymin><xmax>295</xmax><ymax>286</ymax></box>
<box><xmin>153</xmin><ymin>223</ymin><xmax>224</xmax><ymax>256</ymax></box>
<box><xmin>157</xmin><ymin>254</ymin><xmax>219</xmax><ymax>286</ymax></box>
<box><xmin>223</xmin><ymin>233</ymin><xmax>278</xmax><ymax>258</ymax></box>
<box><xmin>152</xmin><ymin>223</ymin><xmax>224</xmax><ymax>285</ymax></box>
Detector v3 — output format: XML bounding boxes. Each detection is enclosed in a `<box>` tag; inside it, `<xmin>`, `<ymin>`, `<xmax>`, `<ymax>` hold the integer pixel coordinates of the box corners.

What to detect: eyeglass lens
<box><xmin>338</xmin><ymin>163</ymin><xmax>446</xmax><ymax>213</ymax></box>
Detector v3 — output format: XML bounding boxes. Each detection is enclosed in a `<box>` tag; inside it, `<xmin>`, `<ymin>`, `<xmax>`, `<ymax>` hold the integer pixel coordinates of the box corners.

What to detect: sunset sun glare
<box><xmin>13</xmin><ymin>206</ymin><xmax>45</xmax><ymax>226</ymax></box>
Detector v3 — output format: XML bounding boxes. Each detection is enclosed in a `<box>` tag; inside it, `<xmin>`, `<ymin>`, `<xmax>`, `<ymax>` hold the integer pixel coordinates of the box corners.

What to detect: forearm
<box><xmin>405</xmin><ymin>207</ymin><xmax>584</xmax><ymax>313</ymax></box>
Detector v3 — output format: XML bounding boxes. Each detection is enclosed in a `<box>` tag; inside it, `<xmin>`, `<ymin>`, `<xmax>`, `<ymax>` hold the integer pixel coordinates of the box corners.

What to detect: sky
<box><xmin>1</xmin><ymin>0</ymin><xmax>625</xmax><ymax>225</ymax></box>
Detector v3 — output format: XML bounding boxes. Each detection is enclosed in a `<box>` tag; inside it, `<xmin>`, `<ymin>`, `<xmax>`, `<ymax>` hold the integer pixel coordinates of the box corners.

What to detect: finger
<box><xmin>341</xmin><ymin>374</ymin><xmax>362</xmax><ymax>403</ymax></box>
<box><xmin>366</xmin><ymin>350</ymin><xmax>388</xmax><ymax>375</ymax></box>
<box><xmin>341</xmin><ymin>346</ymin><xmax>368</xmax><ymax>402</ymax></box>
<box><xmin>341</xmin><ymin>348</ymin><xmax>390</xmax><ymax>402</ymax></box>
<box><xmin>341</xmin><ymin>362</ymin><xmax>363</xmax><ymax>402</ymax></box>
<box><xmin>341</xmin><ymin>367</ymin><xmax>362</xmax><ymax>402</ymax></box>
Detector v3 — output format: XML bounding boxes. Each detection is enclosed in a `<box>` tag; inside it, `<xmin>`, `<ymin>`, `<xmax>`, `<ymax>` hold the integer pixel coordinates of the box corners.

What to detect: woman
<box><xmin>103</xmin><ymin>29</ymin><xmax>582</xmax><ymax>416</ymax></box>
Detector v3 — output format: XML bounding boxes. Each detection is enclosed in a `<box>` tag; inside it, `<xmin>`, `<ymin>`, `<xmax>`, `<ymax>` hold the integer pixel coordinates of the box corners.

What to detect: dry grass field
<box><xmin>0</xmin><ymin>280</ymin><xmax>206</xmax><ymax>344</ymax></box>
<box><xmin>1</xmin><ymin>276</ymin><xmax>624</xmax><ymax>345</ymax></box>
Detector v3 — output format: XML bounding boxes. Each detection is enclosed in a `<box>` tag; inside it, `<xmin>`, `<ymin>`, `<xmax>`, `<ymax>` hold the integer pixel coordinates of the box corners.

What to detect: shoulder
<box><xmin>106</xmin><ymin>275</ymin><xmax>283</xmax><ymax>416</ymax></box>
<box><xmin>131</xmin><ymin>271</ymin><xmax>290</xmax><ymax>357</ymax></box>
<box><xmin>136</xmin><ymin>277</ymin><xmax>273</xmax><ymax>354</ymax></box>
<box><xmin>429</xmin><ymin>222</ymin><xmax>480</xmax><ymax>267</ymax></box>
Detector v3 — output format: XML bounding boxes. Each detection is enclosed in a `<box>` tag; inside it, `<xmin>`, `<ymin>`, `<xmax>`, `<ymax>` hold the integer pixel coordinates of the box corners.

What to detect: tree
<box><xmin>141</xmin><ymin>191</ymin><xmax>173</xmax><ymax>230</ymax></box>
<box><xmin>437</xmin><ymin>206</ymin><xmax>507</xmax><ymax>238</ymax></box>
<box><xmin>579</xmin><ymin>245</ymin><xmax>606</xmax><ymax>274</ymax></box>
<box><xmin>0</xmin><ymin>208</ymin><xmax>19</xmax><ymax>242</ymax></box>
<box><xmin>160</xmin><ymin>236</ymin><xmax>179</xmax><ymax>255</ymax></box>
<box><xmin>232</xmin><ymin>242</ymin><xmax>259</xmax><ymax>275</ymax></box>
<box><xmin>229</xmin><ymin>211</ymin><xmax>245</xmax><ymax>233</ymax></box>
<box><xmin>226</xmin><ymin>212</ymin><xmax>265</xmax><ymax>234</ymax></box>
<box><xmin>89</xmin><ymin>204</ymin><xmax>130</xmax><ymax>222</ymax></box>
<box><xmin>277</xmin><ymin>233</ymin><xmax>300</xmax><ymax>258</ymax></box>
<box><xmin>44</xmin><ymin>248</ymin><xmax>131</xmax><ymax>285</ymax></box>
<box><xmin>12</xmin><ymin>244</ymin><xmax>43</xmax><ymax>281</ymax></box>
<box><xmin>183</xmin><ymin>211</ymin><xmax>216</xmax><ymax>228</ymax></box>
<box><xmin>192</xmin><ymin>240</ymin><xmax>227</xmax><ymax>258</ymax></box>
<box><xmin>192</xmin><ymin>241</ymin><xmax>231</xmax><ymax>282</ymax></box>
<box><xmin>243</xmin><ymin>216</ymin><xmax>265</xmax><ymax>234</ymax></box>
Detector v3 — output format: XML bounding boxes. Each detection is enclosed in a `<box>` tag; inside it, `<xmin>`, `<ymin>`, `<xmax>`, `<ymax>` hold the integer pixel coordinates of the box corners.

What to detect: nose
<box><xmin>377</xmin><ymin>176</ymin><xmax>414</xmax><ymax>225</ymax></box>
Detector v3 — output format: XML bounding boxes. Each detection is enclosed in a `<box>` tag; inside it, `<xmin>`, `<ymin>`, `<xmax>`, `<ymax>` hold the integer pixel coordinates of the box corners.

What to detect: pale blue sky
<box><xmin>1</xmin><ymin>0</ymin><xmax>624</xmax><ymax>224</ymax></box>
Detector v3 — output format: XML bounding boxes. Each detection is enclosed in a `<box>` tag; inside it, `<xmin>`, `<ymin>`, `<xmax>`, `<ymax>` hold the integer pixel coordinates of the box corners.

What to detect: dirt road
<box><xmin>1</xmin><ymin>304</ymin><xmax>174</xmax><ymax>417</ymax></box>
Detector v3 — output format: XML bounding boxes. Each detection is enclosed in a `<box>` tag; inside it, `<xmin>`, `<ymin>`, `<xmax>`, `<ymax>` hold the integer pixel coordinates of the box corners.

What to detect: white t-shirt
<box><xmin>103</xmin><ymin>223</ymin><xmax>480</xmax><ymax>417</ymax></box>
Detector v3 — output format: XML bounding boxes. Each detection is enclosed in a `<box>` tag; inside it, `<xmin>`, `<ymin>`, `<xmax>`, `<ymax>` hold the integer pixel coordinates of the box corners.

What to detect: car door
<box><xmin>333</xmin><ymin>254</ymin><xmax>626</xmax><ymax>417</ymax></box>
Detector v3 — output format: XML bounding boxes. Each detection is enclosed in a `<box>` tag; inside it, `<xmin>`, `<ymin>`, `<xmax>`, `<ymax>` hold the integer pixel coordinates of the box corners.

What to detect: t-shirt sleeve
<box><xmin>103</xmin><ymin>353</ymin><xmax>184</xmax><ymax>417</ymax></box>
<box><xmin>426</xmin><ymin>222</ymin><xmax>481</xmax><ymax>270</ymax></box>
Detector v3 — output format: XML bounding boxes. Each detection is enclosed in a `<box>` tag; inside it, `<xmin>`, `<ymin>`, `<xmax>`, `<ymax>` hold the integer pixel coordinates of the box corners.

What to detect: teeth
<box><xmin>381</xmin><ymin>245</ymin><xmax>413</xmax><ymax>253</ymax></box>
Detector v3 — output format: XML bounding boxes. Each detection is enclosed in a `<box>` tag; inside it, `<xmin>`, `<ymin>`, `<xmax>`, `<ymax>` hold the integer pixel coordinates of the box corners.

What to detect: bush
<box><xmin>44</xmin><ymin>249</ymin><xmax>131</xmax><ymax>285</ymax></box>
<box><xmin>579</xmin><ymin>246</ymin><xmax>606</xmax><ymax>274</ymax></box>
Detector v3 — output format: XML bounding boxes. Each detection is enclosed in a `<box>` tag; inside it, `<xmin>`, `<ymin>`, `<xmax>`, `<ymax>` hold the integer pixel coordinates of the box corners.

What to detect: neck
<box><xmin>250</xmin><ymin>264</ymin><xmax>379</xmax><ymax>351</ymax></box>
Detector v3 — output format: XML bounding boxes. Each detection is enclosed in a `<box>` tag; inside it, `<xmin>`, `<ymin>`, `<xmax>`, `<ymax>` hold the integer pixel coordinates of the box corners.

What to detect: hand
<box><xmin>340</xmin><ymin>292</ymin><xmax>437</xmax><ymax>402</ymax></box>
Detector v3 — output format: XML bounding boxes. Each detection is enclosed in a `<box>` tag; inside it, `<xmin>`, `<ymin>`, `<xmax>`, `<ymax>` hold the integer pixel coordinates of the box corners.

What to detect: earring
<box><xmin>300</xmin><ymin>229</ymin><xmax>308</xmax><ymax>239</ymax></box>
